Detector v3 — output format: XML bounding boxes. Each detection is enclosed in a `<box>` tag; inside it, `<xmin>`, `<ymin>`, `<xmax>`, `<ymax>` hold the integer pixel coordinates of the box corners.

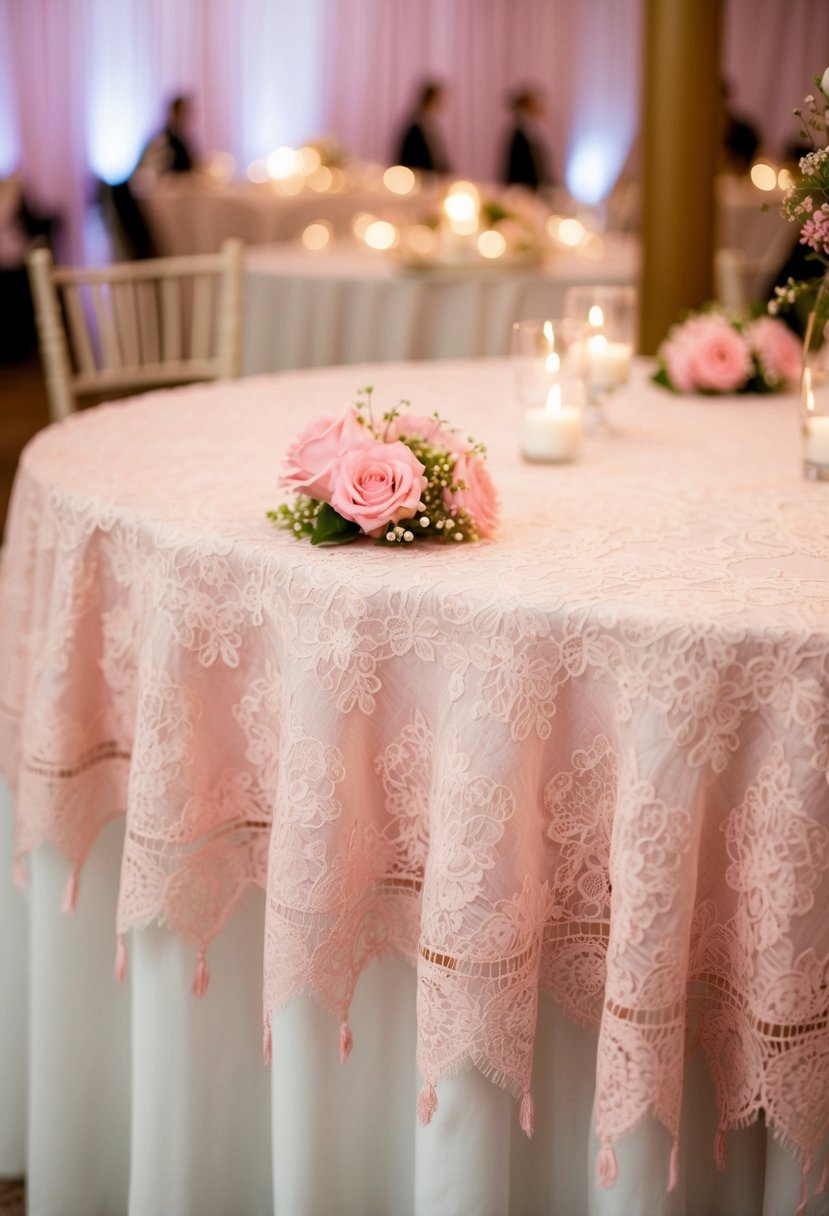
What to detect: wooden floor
<box><xmin>0</xmin><ymin>356</ymin><xmax>51</xmax><ymax>536</ymax></box>
<box><xmin>0</xmin><ymin>1178</ymin><xmax>24</xmax><ymax>1215</ymax></box>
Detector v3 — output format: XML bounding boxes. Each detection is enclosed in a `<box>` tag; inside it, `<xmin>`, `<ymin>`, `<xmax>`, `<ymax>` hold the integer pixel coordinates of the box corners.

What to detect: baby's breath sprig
<box><xmin>268</xmin><ymin>498</ymin><xmax>322</xmax><ymax>538</ymax></box>
<box><xmin>354</xmin><ymin>385</ymin><xmax>375</xmax><ymax>431</ymax></box>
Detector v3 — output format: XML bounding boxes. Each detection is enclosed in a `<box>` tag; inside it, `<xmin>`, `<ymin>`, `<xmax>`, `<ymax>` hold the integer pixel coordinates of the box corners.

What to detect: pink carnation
<box><xmin>663</xmin><ymin>314</ymin><xmax>752</xmax><ymax>393</ymax></box>
<box><xmin>330</xmin><ymin>441</ymin><xmax>427</xmax><ymax>536</ymax></box>
<box><xmin>280</xmin><ymin>406</ymin><xmax>371</xmax><ymax>500</ymax></box>
<box><xmin>745</xmin><ymin>317</ymin><xmax>802</xmax><ymax>387</ymax></box>
<box><xmin>443</xmin><ymin>451</ymin><xmax>499</xmax><ymax>538</ymax></box>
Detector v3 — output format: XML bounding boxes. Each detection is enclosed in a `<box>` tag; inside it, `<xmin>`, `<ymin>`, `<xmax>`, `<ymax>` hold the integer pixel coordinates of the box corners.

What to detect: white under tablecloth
<box><xmin>243</xmin><ymin>239</ymin><xmax>638</xmax><ymax>373</ymax></box>
<box><xmin>1</xmin><ymin>779</ymin><xmax>823</xmax><ymax>1216</ymax></box>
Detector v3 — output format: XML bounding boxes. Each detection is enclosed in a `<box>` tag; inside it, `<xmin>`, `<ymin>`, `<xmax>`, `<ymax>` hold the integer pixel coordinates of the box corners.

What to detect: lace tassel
<box><xmin>417</xmin><ymin>1082</ymin><xmax>437</xmax><ymax>1126</ymax></box>
<box><xmin>596</xmin><ymin>1141</ymin><xmax>618</xmax><ymax>1189</ymax></box>
<box><xmin>191</xmin><ymin>952</ymin><xmax>209</xmax><ymax>998</ymax></box>
<box><xmin>61</xmin><ymin>867</ymin><xmax>79</xmax><ymax>914</ymax></box>
<box><xmin>714</xmin><ymin>1125</ymin><xmax>727</xmax><ymax>1170</ymax></box>
<box><xmin>668</xmin><ymin>1139</ymin><xmax>679</xmax><ymax>1192</ymax></box>
<box><xmin>339</xmin><ymin>1019</ymin><xmax>353</xmax><ymax>1065</ymax></box>
<box><xmin>114</xmin><ymin>935</ymin><xmax>127</xmax><ymax>984</ymax></box>
<box><xmin>262</xmin><ymin>1019</ymin><xmax>272</xmax><ymax>1066</ymax></box>
<box><xmin>818</xmin><ymin>1153</ymin><xmax>829</xmax><ymax>1195</ymax></box>
<box><xmin>795</xmin><ymin>1168</ymin><xmax>808</xmax><ymax>1216</ymax></box>
<box><xmin>11</xmin><ymin>856</ymin><xmax>27</xmax><ymax>890</ymax></box>
<box><xmin>519</xmin><ymin>1090</ymin><xmax>535</xmax><ymax>1139</ymax></box>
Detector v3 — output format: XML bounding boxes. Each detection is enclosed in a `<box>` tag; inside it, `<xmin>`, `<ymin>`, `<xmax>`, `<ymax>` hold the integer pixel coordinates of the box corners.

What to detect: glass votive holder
<box><xmin>511</xmin><ymin>318</ymin><xmax>586</xmax><ymax>463</ymax></box>
<box><xmin>802</xmin><ymin>302</ymin><xmax>829</xmax><ymax>481</ymax></box>
<box><xmin>563</xmin><ymin>286</ymin><xmax>637</xmax><ymax>422</ymax></box>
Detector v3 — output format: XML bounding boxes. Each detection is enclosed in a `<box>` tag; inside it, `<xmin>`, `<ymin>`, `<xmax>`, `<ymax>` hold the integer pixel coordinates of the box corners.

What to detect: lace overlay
<box><xmin>0</xmin><ymin>362</ymin><xmax>827</xmax><ymax>1191</ymax></box>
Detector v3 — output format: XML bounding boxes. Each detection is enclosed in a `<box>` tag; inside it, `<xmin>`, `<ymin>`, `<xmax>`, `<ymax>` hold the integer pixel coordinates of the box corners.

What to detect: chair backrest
<box><xmin>27</xmin><ymin>238</ymin><xmax>243</xmax><ymax>422</ymax></box>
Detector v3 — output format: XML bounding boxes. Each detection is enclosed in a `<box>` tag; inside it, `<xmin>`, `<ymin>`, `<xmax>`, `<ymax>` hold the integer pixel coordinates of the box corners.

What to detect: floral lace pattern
<box><xmin>0</xmin><ymin>363</ymin><xmax>827</xmax><ymax>1197</ymax></box>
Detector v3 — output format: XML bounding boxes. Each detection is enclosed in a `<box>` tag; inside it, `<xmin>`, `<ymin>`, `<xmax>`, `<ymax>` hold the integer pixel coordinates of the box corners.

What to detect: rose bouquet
<box><xmin>653</xmin><ymin>308</ymin><xmax>802</xmax><ymax>394</ymax></box>
<box><xmin>269</xmin><ymin>389</ymin><xmax>499</xmax><ymax>546</ymax></box>
<box><xmin>770</xmin><ymin>66</ymin><xmax>829</xmax><ymax>315</ymax></box>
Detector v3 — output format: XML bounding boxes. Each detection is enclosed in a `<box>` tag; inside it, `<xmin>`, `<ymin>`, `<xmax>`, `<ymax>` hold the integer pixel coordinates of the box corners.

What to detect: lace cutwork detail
<box><xmin>0</xmin><ymin>364</ymin><xmax>827</xmax><ymax>1189</ymax></box>
<box><xmin>723</xmin><ymin>744</ymin><xmax>829</xmax><ymax>952</ymax></box>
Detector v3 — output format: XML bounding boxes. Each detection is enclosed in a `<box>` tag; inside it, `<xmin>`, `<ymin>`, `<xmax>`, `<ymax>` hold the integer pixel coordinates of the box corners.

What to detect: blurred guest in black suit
<box><xmin>501</xmin><ymin>87</ymin><xmax>553</xmax><ymax>192</ymax></box>
<box><xmin>110</xmin><ymin>94</ymin><xmax>198</xmax><ymax>261</ymax></box>
<box><xmin>138</xmin><ymin>94</ymin><xmax>198</xmax><ymax>175</ymax></box>
<box><xmin>721</xmin><ymin>81</ymin><xmax>760</xmax><ymax>174</ymax></box>
<box><xmin>394</xmin><ymin>81</ymin><xmax>451</xmax><ymax>174</ymax></box>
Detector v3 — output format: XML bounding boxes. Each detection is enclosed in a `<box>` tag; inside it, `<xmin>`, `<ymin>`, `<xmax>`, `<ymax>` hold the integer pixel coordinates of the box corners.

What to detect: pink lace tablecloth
<box><xmin>1</xmin><ymin>360</ymin><xmax>827</xmax><ymax>1203</ymax></box>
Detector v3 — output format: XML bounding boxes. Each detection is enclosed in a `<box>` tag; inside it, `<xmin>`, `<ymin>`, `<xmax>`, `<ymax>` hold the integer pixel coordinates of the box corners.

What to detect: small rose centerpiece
<box><xmin>653</xmin><ymin>307</ymin><xmax>802</xmax><ymax>394</ymax></box>
<box><xmin>269</xmin><ymin>389</ymin><xmax>499</xmax><ymax>546</ymax></box>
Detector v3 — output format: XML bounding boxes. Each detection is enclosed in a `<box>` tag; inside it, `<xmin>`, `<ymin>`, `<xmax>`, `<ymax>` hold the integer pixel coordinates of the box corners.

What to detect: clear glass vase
<box><xmin>802</xmin><ymin>276</ymin><xmax>829</xmax><ymax>481</ymax></box>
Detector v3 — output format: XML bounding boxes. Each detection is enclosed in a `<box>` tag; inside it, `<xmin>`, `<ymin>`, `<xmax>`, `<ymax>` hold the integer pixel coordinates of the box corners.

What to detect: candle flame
<box><xmin>588</xmin><ymin>305</ymin><xmax>604</xmax><ymax>328</ymax></box>
<box><xmin>477</xmin><ymin>229</ymin><xmax>506</xmax><ymax>258</ymax></box>
<box><xmin>545</xmin><ymin>351</ymin><xmax>561</xmax><ymax>373</ymax></box>
<box><xmin>804</xmin><ymin>367</ymin><xmax>814</xmax><ymax>413</ymax></box>
<box><xmin>750</xmin><ymin>161</ymin><xmax>777</xmax><ymax>191</ymax></box>
<box><xmin>364</xmin><ymin>220</ymin><xmax>398</xmax><ymax>250</ymax></box>
<box><xmin>545</xmin><ymin>384</ymin><xmax>562</xmax><ymax>414</ymax></box>
<box><xmin>543</xmin><ymin>320</ymin><xmax>554</xmax><ymax>348</ymax></box>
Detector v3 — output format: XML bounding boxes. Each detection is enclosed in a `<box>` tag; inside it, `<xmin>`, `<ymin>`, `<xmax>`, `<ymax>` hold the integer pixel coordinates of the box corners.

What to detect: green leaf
<box><xmin>310</xmin><ymin>502</ymin><xmax>362</xmax><ymax>546</ymax></box>
<box><xmin>651</xmin><ymin>366</ymin><xmax>674</xmax><ymax>390</ymax></box>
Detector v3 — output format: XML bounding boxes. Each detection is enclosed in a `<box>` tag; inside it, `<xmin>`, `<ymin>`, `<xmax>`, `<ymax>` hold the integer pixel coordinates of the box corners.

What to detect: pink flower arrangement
<box><xmin>270</xmin><ymin>389</ymin><xmax>499</xmax><ymax>546</ymax></box>
<box><xmin>655</xmin><ymin>309</ymin><xmax>802</xmax><ymax>395</ymax></box>
<box><xmin>771</xmin><ymin>67</ymin><xmax>829</xmax><ymax>312</ymax></box>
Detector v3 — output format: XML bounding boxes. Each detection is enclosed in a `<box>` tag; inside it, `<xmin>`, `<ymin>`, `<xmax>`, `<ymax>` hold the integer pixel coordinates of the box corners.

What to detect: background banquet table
<box><xmin>139</xmin><ymin>175</ymin><xmax>428</xmax><ymax>257</ymax></box>
<box><xmin>0</xmin><ymin>360</ymin><xmax>827</xmax><ymax>1216</ymax></box>
<box><xmin>243</xmin><ymin>237</ymin><xmax>639</xmax><ymax>372</ymax></box>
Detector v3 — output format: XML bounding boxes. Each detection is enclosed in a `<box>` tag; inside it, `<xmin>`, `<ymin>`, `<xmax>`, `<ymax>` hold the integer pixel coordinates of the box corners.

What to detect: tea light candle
<box><xmin>804</xmin><ymin>415</ymin><xmax>829</xmax><ymax>469</ymax></box>
<box><xmin>587</xmin><ymin>334</ymin><xmax>633</xmax><ymax>390</ymax></box>
<box><xmin>522</xmin><ymin>384</ymin><xmax>582</xmax><ymax>462</ymax></box>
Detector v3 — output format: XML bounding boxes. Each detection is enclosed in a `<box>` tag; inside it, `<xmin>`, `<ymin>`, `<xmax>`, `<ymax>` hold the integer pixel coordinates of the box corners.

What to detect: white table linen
<box><xmin>243</xmin><ymin>239</ymin><xmax>639</xmax><ymax>372</ymax></box>
<box><xmin>140</xmin><ymin>177</ymin><xmax>424</xmax><ymax>257</ymax></box>
<box><xmin>2</xmin><ymin>783</ymin><xmax>817</xmax><ymax>1216</ymax></box>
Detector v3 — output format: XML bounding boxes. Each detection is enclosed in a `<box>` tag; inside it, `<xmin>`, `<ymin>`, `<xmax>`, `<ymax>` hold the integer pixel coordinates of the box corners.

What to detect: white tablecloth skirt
<box><xmin>1</xmin><ymin>781</ymin><xmax>823</xmax><ymax>1216</ymax></box>
<box><xmin>242</xmin><ymin>240</ymin><xmax>638</xmax><ymax>374</ymax></box>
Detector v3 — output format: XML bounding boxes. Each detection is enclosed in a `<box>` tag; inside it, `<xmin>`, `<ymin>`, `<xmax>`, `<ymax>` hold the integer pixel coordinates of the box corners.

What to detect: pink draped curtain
<box><xmin>319</xmin><ymin>0</ymin><xmax>641</xmax><ymax>194</ymax></box>
<box><xmin>723</xmin><ymin>0</ymin><xmax>829</xmax><ymax>158</ymax></box>
<box><xmin>0</xmin><ymin>0</ymin><xmax>826</xmax><ymax>263</ymax></box>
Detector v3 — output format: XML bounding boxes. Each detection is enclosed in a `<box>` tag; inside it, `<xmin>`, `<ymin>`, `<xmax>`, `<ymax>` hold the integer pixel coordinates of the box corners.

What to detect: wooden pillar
<box><xmin>640</xmin><ymin>0</ymin><xmax>723</xmax><ymax>353</ymax></box>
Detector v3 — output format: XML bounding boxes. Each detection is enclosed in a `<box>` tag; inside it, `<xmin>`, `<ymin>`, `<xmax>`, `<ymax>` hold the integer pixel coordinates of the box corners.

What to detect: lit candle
<box><xmin>804</xmin><ymin>415</ymin><xmax>829</xmax><ymax>469</ymax></box>
<box><xmin>587</xmin><ymin>333</ymin><xmax>633</xmax><ymax>390</ymax></box>
<box><xmin>522</xmin><ymin>384</ymin><xmax>582</xmax><ymax>463</ymax></box>
<box><xmin>443</xmin><ymin>186</ymin><xmax>480</xmax><ymax>235</ymax></box>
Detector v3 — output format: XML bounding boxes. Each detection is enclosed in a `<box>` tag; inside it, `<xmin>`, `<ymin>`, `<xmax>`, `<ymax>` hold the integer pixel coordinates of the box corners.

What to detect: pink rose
<box><xmin>330</xmin><ymin>440</ymin><xmax>427</xmax><ymax>536</ymax></box>
<box><xmin>386</xmin><ymin>412</ymin><xmax>468</xmax><ymax>453</ymax></box>
<box><xmin>746</xmin><ymin>317</ymin><xmax>802</xmax><ymax>386</ymax></box>
<box><xmin>661</xmin><ymin>329</ymin><xmax>697</xmax><ymax>393</ymax></box>
<box><xmin>662</xmin><ymin>315</ymin><xmax>752</xmax><ymax>393</ymax></box>
<box><xmin>280</xmin><ymin>406</ymin><xmax>371</xmax><ymax>500</ymax></box>
<box><xmin>443</xmin><ymin>451</ymin><xmax>499</xmax><ymax>538</ymax></box>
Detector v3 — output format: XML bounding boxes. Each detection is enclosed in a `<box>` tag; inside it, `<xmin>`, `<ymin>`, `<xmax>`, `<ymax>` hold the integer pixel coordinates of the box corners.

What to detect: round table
<box><xmin>243</xmin><ymin>237</ymin><xmax>639</xmax><ymax>372</ymax></box>
<box><xmin>140</xmin><ymin>175</ymin><xmax>426</xmax><ymax>257</ymax></box>
<box><xmin>0</xmin><ymin>361</ymin><xmax>827</xmax><ymax>1216</ymax></box>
